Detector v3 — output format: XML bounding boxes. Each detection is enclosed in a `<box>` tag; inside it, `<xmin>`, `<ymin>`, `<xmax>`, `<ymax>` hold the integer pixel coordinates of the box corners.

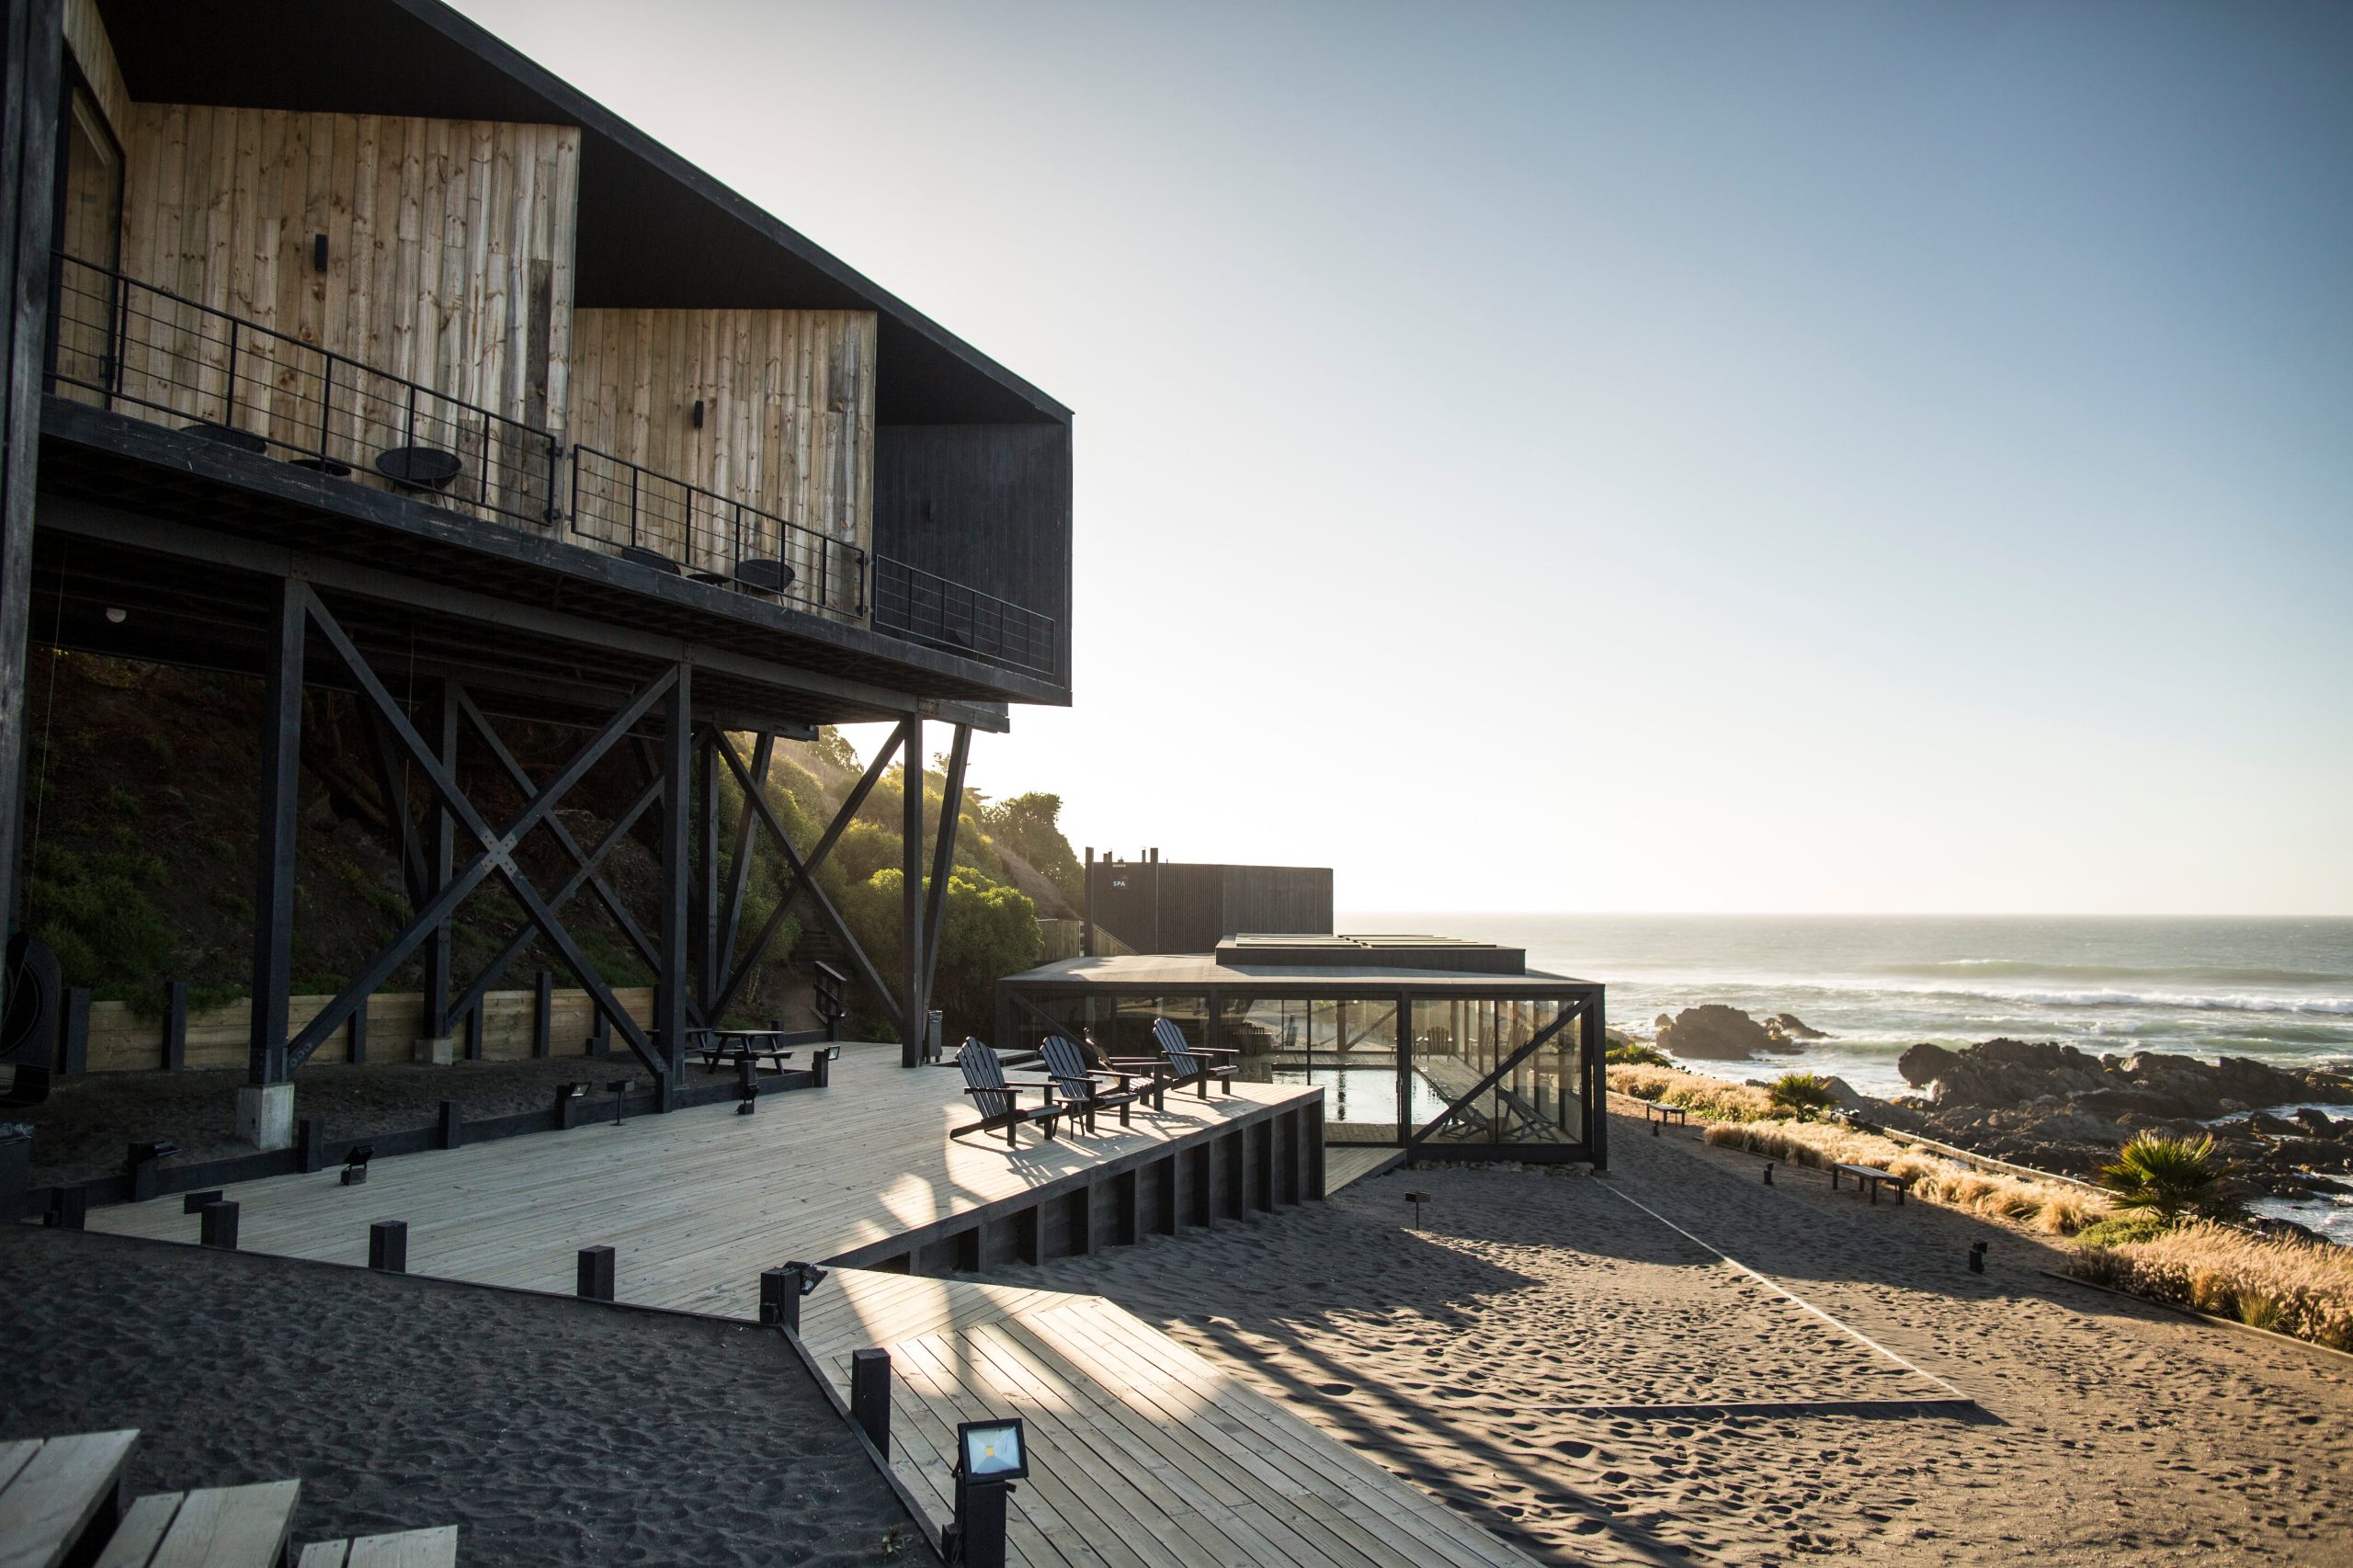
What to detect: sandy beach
<box><xmin>0</xmin><ymin>1228</ymin><xmax>924</xmax><ymax>1566</ymax></box>
<box><xmin>979</xmin><ymin>1109</ymin><xmax>2353</xmax><ymax>1565</ymax></box>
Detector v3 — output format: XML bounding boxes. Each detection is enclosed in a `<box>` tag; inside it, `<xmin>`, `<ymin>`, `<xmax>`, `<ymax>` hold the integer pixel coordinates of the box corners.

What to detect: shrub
<box><xmin>1607</xmin><ymin>1039</ymin><xmax>1672</xmax><ymax>1068</ymax></box>
<box><xmin>2072</xmin><ymin>1212</ymin><xmax>2173</xmax><ymax>1249</ymax></box>
<box><xmin>2097</xmin><ymin>1132</ymin><xmax>2232</xmax><ymax>1221</ymax></box>
<box><xmin>839</xmin><ymin>867</ymin><xmax>1040</xmax><ymax>1045</ymax></box>
<box><xmin>1702</xmin><ymin>1118</ymin><xmax>2111</xmax><ymax>1235</ymax></box>
<box><xmin>2068</xmin><ymin>1220</ymin><xmax>2353</xmax><ymax>1351</ymax></box>
<box><xmin>1608</xmin><ymin>1062</ymin><xmax>1775</xmax><ymax>1122</ymax></box>
<box><xmin>1768</xmin><ymin>1071</ymin><xmax>1838</xmax><ymax>1119</ymax></box>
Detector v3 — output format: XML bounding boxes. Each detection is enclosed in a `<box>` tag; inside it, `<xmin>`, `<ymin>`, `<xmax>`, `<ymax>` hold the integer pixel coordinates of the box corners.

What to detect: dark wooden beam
<box><xmin>918</xmin><ymin>722</ymin><xmax>971</xmax><ymax>1023</ymax></box>
<box><xmin>900</xmin><ymin>716</ymin><xmax>924</xmax><ymax>1066</ymax></box>
<box><xmin>654</xmin><ymin>661</ymin><xmax>691</xmax><ymax>1094</ymax></box>
<box><xmin>247</xmin><ymin>578</ymin><xmax>306</xmax><ymax>1085</ymax></box>
<box><xmin>714</xmin><ymin>729</ymin><xmax>775</xmax><ymax>986</ymax></box>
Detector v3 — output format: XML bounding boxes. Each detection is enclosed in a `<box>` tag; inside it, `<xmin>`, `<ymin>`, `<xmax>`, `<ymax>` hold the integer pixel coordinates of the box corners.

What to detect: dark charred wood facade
<box><xmin>1082</xmin><ymin>852</ymin><xmax>1332</xmax><ymax>957</ymax></box>
<box><xmin>0</xmin><ymin>0</ymin><xmax>1074</xmax><ymax>1140</ymax></box>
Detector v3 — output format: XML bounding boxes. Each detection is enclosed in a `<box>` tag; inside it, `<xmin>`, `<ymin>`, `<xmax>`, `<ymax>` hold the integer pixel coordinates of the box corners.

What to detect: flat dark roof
<box><xmin>1214</xmin><ymin>934</ymin><xmax>1528</xmax><ymax>974</ymax></box>
<box><xmin>1002</xmin><ymin>953</ymin><xmax>1597</xmax><ymax>996</ymax></box>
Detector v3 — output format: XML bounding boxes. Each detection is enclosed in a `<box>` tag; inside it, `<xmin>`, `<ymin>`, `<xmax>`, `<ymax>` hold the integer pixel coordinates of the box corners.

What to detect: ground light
<box><xmin>948</xmin><ymin>1417</ymin><xmax>1028</xmax><ymax>1567</ymax></box>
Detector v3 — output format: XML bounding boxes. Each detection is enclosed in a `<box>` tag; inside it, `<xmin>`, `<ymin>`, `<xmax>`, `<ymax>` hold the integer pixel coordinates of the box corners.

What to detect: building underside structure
<box><xmin>0</xmin><ymin>0</ymin><xmax>1074</xmax><ymax>1141</ymax></box>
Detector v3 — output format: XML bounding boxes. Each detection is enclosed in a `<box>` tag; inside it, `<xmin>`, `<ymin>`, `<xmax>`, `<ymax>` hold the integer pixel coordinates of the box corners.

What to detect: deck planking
<box><xmin>800</xmin><ymin>1271</ymin><xmax>1534</xmax><ymax>1568</ymax></box>
<box><xmin>85</xmin><ymin>1050</ymin><xmax>1529</xmax><ymax>1568</ymax></box>
<box><xmin>88</xmin><ymin>1045</ymin><xmax>1313</xmax><ymax>1314</ymax></box>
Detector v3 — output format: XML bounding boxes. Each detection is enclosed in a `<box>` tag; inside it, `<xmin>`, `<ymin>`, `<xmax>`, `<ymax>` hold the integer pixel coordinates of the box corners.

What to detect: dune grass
<box><xmin>1635</xmin><ymin>1061</ymin><xmax>2353</xmax><ymax>1353</ymax></box>
<box><xmin>1607</xmin><ymin>1063</ymin><xmax>1775</xmax><ymax>1122</ymax></box>
<box><xmin>2068</xmin><ymin>1220</ymin><xmax>2353</xmax><ymax>1351</ymax></box>
<box><xmin>1700</xmin><ymin>1118</ymin><xmax>2110</xmax><ymax>1235</ymax></box>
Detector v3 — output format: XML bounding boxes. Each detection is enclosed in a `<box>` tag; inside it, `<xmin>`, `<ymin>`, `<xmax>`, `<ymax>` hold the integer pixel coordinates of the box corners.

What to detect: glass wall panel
<box><xmin>1410</xmin><ymin>997</ymin><xmax>1586</xmax><ymax>1147</ymax></box>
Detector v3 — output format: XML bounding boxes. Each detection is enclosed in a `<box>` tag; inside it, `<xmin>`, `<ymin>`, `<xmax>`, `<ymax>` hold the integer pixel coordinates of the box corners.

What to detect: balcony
<box><xmin>45</xmin><ymin>253</ymin><xmax>1059</xmax><ymax>679</ymax></box>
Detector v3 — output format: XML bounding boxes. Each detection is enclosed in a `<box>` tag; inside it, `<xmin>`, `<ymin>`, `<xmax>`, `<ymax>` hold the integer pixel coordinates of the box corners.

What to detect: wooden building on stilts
<box><xmin>0</xmin><ymin>0</ymin><xmax>1073</xmax><ymax>1146</ymax></box>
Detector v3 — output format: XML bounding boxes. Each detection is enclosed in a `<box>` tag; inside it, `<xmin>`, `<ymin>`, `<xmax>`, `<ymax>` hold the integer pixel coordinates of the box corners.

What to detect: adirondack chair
<box><xmin>1039</xmin><ymin>1034</ymin><xmax>1151</xmax><ymax>1132</ymax></box>
<box><xmin>951</xmin><ymin>1039</ymin><xmax>1064</xmax><ymax>1147</ymax></box>
<box><xmin>1110</xmin><ymin>1017</ymin><xmax>1240</xmax><ymax>1102</ymax></box>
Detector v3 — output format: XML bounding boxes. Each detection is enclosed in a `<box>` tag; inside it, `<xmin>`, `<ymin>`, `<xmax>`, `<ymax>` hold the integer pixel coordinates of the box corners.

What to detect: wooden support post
<box><xmin>577</xmin><ymin>1245</ymin><xmax>615</xmax><ymax>1301</ymax></box>
<box><xmin>421</xmin><ymin>682</ymin><xmax>458</xmax><ymax>1039</ymax></box>
<box><xmin>900</xmin><ymin>716</ymin><xmax>923</xmax><ymax>1067</ymax></box>
<box><xmin>0</xmin><ymin>0</ymin><xmax>63</xmax><ymax>1026</ymax></box>
<box><xmin>533</xmin><ymin>970</ymin><xmax>552</xmax><ymax>1057</ymax></box>
<box><xmin>58</xmin><ymin>987</ymin><xmax>89</xmax><ymax>1074</ymax></box>
<box><xmin>1586</xmin><ymin>990</ymin><xmax>1608</xmax><ymax>1172</ymax></box>
<box><xmin>297</xmin><ymin>1118</ymin><xmax>325</xmax><ymax>1175</ymax></box>
<box><xmin>917</xmin><ymin>724</ymin><xmax>970</xmax><ymax>1033</ymax></box>
<box><xmin>654</xmin><ymin>665</ymin><xmax>692</xmax><ymax>1103</ymax></box>
<box><xmin>248</xmin><ymin>581</ymin><xmax>304</xmax><ymax>1088</ymax></box>
<box><xmin>850</xmin><ymin>1349</ymin><xmax>892</xmax><ymax>1458</ymax></box>
<box><xmin>1157</xmin><ymin>1154</ymin><xmax>1178</xmax><ymax>1235</ymax></box>
<box><xmin>347</xmin><ymin>1001</ymin><xmax>367</xmax><ymax>1065</ymax></box>
<box><xmin>697</xmin><ymin>728</ymin><xmax>720</xmax><ymax>1014</ymax></box>
<box><xmin>369</xmin><ymin>1220</ymin><xmax>407</xmax><ymax>1273</ymax></box>
<box><xmin>1118</xmin><ymin>1168</ymin><xmax>1141</xmax><ymax>1245</ymax></box>
<box><xmin>162</xmin><ymin>980</ymin><xmax>188</xmax><ymax>1071</ymax></box>
<box><xmin>199</xmin><ymin>1201</ymin><xmax>240</xmax><ymax>1250</ymax></box>
<box><xmin>436</xmin><ymin>1099</ymin><xmax>462</xmax><ymax>1150</ymax></box>
<box><xmin>462</xmin><ymin>997</ymin><xmax>483</xmax><ymax>1061</ymax></box>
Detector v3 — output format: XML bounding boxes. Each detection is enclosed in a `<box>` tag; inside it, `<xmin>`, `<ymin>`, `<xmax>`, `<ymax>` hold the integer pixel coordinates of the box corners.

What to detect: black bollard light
<box><xmin>577</xmin><ymin>1244</ymin><xmax>616</xmax><ymax>1301</ymax></box>
<box><xmin>369</xmin><ymin>1219</ymin><xmax>409</xmax><ymax>1272</ymax></box>
<box><xmin>199</xmin><ymin>1199</ymin><xmax>240</xmax><ymax>1250</ymax></box>
<box><xmin>851</xmin><ymin>1348</ymin><xmax>892</xmax><ymax>1458</ymax></box>
<box><xmin>607</xmin><ymin>1080</ymin><xmax>632</xmax><ymax>1127</ymax></box>
<box><xmin>1651</xmin><ymin>1118</ymin><xmax>1661</xmax><ymax>1138</ymax></box>
<box><xmin>1968</xmin><ymin>1241</ymin><xmax>1987</xmax><ymax>1275</ymax></box>
<box><xmin>948</xmin><ymin>1417</ymin><xmax>1028</xmax><ymax>1568</ymax></box>
<box><xmin>1764</xmin><ymin>1163</ymin><xmax>1775</xmax><ymax>1186</ymax></box>
<box><xmin>1404</xmin><ymin>1190</ymin><xmax>1430</xmax><ymax>1229</ymax></box>
<box><xmin>737</xmin><ymin>1057</ymin><xmax>758</xmax><ymax>1116</ymax></box>
<box><xmin>760</xmin><ymin>1260</ymin><xmax>828</xmax><ymax>1332</ymax></box>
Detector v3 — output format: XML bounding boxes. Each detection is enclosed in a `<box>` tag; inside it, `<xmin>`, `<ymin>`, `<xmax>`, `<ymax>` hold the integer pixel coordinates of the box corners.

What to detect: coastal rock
<box><xmin>1655</xmin><ymin>1005</ymin><xmax>1780</xmax><ymax>1061</ymax></box>
<box><xmin>1763</xmin><ymin>1013</ymin><xmax>1830</xmax><ymax>1044</ymax></box>
<box><xmin>1899</xmin><ymin>1042</ymin><xmax>1960</xmax><ymax>1090</ymax></box>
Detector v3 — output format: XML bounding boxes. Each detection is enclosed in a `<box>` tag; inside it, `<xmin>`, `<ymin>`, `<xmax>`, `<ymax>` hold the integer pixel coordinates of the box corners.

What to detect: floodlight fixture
<box><xmin>957</xmin><ymin>1417</ymin><xmax>1029</xmax><ymax>1482</ymax></box>
<box><xmin>342</xmin><ymin>1144</ymin><xmax>373</xmax><ymax>1186</ymax></box>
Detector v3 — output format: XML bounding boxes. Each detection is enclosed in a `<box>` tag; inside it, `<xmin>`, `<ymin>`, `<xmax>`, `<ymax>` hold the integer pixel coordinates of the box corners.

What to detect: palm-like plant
<box><xmin>1768</xmin><ymin>1071</ymin><xmax>1838</xmax><ymax>1119</ymax></box>
<box><xmin>2097</xmin><ymin>1132</ymin><xmax>2230</xmax><ymax>1221</ymax></box>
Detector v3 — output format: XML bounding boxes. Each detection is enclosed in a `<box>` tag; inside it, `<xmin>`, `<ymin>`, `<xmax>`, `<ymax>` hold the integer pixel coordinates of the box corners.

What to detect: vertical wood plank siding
<box><xmin>567</xmin><ymin>307</ymin><xmax>875</xmax><ymax>585</ymax></box>
<box><xmin>61</xmin><ymin>0</ymin><xmax>129</xmax><ymax>142</ymax></box>
<box><xmin>111</xmin><ymin>106</ymin><xmax>577</xmax><ymax>511</ymax></box>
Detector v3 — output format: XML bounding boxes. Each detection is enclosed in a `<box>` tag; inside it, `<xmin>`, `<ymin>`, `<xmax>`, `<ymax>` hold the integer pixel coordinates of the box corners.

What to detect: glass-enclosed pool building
<box><xmin>994</xmin><ymin>935</ymin><xmax>1608</xmax><ymax>1166</ymax></box>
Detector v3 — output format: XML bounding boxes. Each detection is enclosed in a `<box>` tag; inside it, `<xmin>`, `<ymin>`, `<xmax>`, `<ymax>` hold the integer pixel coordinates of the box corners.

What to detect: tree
<box><xmin>983</xmin><ymin>792</ymin><xmax>1083</xmax><ymax>909</ymax></box>
<box><xmin>2097</xmin><ymin>1132</ymin><xmax>2231</xmax><ymax>1221</ymax></box>
<box><xmin>837</xmin><ymin>867</ymin><xmax>1041</xmax><ymax>1045</ymax></box>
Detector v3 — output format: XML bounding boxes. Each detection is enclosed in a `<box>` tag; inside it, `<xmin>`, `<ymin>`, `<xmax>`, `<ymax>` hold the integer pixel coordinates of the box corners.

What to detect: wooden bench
<box><xmin>298</xmin><ymin>1525</ymin><xmax>460</xmax><ymax>1566</ymax></box>
<box><xmin>95</xmin><ymin>1480</ymin><xmax>299</xmax><ymax>1567</ymax></box>
<box><xmin>1831</xmin><ymin>1162</ymin><xmax>1908</xmax><ymax>1205</ymax></box>
<box><xmin>0</xmin><ymin>1428</ymin><xmax>139</xmax><ymax>1568</ymax></box>
<box><xmin>1638</xmin><ymin>1100</ymin><xmax>1688</xmax><ymax>1127</ymax></box>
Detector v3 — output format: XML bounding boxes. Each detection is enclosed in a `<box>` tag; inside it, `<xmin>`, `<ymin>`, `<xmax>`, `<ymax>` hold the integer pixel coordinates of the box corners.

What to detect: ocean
<box><xmin>1342</xmin><ymin>914</ymin><xmax>2353</xmax><ymax>1236</ymax></box>
<box><xmin>1337</xmin><ymin>913</ymin><xmax>2353</xmax><ymax>1097</ymax></box>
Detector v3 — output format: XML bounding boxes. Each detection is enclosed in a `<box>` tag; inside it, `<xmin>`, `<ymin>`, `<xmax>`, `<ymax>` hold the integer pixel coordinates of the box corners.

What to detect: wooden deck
<box><xmin>89</xmin><ymin>1044</ymin><xmax>1314</xmax><ymax>1311</ymax></box>
<box><xmin>85</xmin><ymin>1050</ymin><xmax>1531</xmax><ymax>1567</ymax></box>
<box><xmin>800</xmin><ymin>1270</ymin><xmax>1531</xmax><ymax>1568</ymax></box>
<box><xmin>1324</xmin><ymin>1146</ymin><xmax>1405</xmax><ymax>1192</ymax></box>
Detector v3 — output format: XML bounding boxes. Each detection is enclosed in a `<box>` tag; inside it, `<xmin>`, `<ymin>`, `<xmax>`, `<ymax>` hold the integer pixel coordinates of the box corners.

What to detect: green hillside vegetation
<box><xmin>19</xmin><ymin>653</ymin><xmax>1084</xmax><ymax>1044</ymax></box>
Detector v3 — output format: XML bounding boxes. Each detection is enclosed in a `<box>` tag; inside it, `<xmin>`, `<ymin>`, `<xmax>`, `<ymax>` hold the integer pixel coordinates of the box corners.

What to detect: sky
<box><xmin>457</xmin><ymin>0</ymin><xmax>2353</xmax><ymax>915</ymax></box>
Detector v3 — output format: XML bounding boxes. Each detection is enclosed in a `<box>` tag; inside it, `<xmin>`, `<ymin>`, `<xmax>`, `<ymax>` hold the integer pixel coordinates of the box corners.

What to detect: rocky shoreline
<box><xmin>1647</xmin><ymin>1006</ymin><xmax>2353</xmax><ymax>1214</ymax></box>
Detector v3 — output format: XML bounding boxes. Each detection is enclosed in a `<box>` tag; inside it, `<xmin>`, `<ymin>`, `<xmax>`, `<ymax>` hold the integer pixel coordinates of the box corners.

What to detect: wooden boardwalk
<box><xmin>1324</xmin><ymin>1146</ymin><xmax>1405</xmax><ymax>1192</ymax></box>
<box><xmin>89</xmin><ymin>1045</ymin><xmax>1313</xmax><ymax>1311</ymax></box>
<box><xmin>800</xmin><ymin>1270</ymin><xmax>1532</xmax><ymax>1568</ymax></box>
<box><xmin>88</xmin><ymin>1049</ymin><xmax>1534</xmax><ymax>1567</ymax></box>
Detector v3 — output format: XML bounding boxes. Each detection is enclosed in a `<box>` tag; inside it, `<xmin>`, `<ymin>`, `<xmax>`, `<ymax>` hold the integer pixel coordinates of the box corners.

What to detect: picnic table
<box><xmin>1831</xmin><ymin>1161</ymin><xmax>1909</xmax><ymax>1205</ymax></box>
<box><xmin>688</xmin><ymin>1027</ymin><xmax>795</xmax><ymax>1075</ymax></box>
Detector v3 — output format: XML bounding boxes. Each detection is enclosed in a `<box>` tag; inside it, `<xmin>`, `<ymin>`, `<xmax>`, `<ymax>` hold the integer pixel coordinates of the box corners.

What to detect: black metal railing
<box><xmin>47</xmin><ymin>252</ymin><xmax>560</xmax><ymax>529</ymax></box>
<box><xmin>566</xmin><ymin>443</ymin><xmax>867</xmax><ymax>621</ymax></box>
<box><xmin>45</xmin><ymin>252</ymin><xmax>1062</xmax><ymax>679</ymax></box>
<box><xmin>871</xmin><ymin>555</ymin><xmax>1059</xmax><ymax>677</ymax></box>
